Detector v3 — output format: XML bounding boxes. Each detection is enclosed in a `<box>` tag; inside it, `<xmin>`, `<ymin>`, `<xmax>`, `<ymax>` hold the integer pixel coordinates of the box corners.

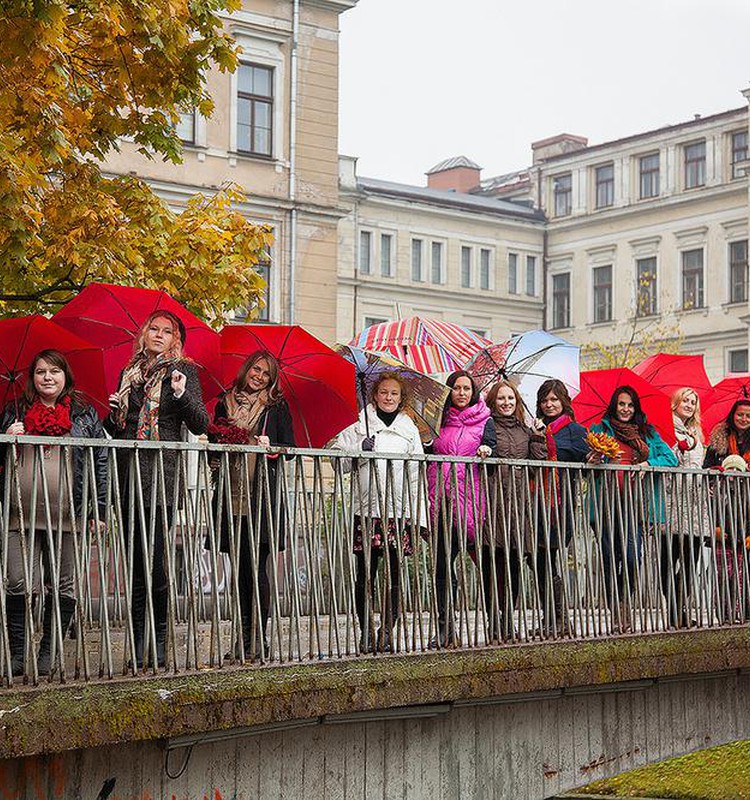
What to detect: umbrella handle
<box><xmin>357</xmin><ymin>374</ymin><xmax>370</xmax><ymax>439</ymax></box>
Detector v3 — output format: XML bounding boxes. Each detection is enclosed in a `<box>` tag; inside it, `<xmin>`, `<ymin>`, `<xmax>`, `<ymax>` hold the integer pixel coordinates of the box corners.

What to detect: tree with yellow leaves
<box><xmin>0</xmin><ymin>0</ymin><xmax>272</xmax><ymax>321</ymax></box>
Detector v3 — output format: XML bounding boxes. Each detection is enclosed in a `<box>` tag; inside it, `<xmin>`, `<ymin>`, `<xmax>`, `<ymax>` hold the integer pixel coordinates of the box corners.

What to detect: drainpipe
<box><xmin>352</xmin><ymin>192</ymin><xmax>359</xmax><ymax>338</ymax></box>
<box><xmin>537</xmin><ymin>165</ymin><xmax>549</xmax><ymax>331</ymax></box>
<box><xmin>288</xmin><ymin>0</ymin><xmax>300</xmax><ymax>323</ymax></box>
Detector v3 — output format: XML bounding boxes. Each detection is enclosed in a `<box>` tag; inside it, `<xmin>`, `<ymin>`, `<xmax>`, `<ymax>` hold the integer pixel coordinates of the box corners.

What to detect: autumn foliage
<box><xmin>0</xmin><ymin>0</ymin><xmax>272</xmax><ymax>321</ymax></box>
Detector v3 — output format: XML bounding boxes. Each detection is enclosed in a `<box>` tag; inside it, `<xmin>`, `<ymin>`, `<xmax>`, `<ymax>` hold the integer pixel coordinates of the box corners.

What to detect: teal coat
<box><xmin>589</xmin><ymin>418</ymin><xmax>678</xmax><ymax>526</ymax></box>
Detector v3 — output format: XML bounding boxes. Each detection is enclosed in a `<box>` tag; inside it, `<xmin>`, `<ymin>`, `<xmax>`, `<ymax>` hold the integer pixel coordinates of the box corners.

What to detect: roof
<box><xmin>477</xmin><ymin>168</ymin><xmax>531</xmax><ymax>194</ymax></box>
<box><xmin>356</xmin><ymin>177</ymin><xmax>545</xmax><ymax>222</ymax></box>
<box><xmin>426</xmin><ymin>155</ymin><xmax>482</xmax><ymax>174</ymax></box>
<box><xmin>540</xmin><ymin>106</ymin><xmax>747</xmax><ymax>163</ymax></box>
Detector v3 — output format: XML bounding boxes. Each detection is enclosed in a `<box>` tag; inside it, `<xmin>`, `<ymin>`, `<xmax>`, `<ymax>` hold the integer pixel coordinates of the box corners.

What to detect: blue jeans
<box><xmin>601</xmin><ymin>518</ymin><xmax>642</xmax><ymax>603</ymax></box>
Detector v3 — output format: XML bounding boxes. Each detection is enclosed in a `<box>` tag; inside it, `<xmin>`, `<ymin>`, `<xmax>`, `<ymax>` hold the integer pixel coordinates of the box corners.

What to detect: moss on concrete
<box><xmin>1</xmin><ymin>628</ymin><xmax>749</xmax><ymax>760</ymax></box>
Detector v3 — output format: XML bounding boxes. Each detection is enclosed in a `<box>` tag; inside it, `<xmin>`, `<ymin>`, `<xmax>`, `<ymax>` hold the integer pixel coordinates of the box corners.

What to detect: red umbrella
<box><xmin>701</xmin><ymin>374</ymin><xmax>750</xmax><ymax>439</ymax></box>
<box><xmin>0</xmin><ymin>316</ymin><xmax>108</xmax><ymax>417</ymax></box>
<box><xmin>53</xmin><ymin>283</ymin><xmax>222</xmax><ymax>402</ymax></box>
<box><xmin>572</xmin><ymin>367</ymin><xmax>675</xmax><ymax>446</ymax></box>
<box><xmin>220</xmin><ymin>325</ymin><xmax>358</xmax><ymax>447</ymax></box>
<box><xmin>632</xmin><ymin>353</ymin><xmax>714</xmax><ymax>408</ymax></box>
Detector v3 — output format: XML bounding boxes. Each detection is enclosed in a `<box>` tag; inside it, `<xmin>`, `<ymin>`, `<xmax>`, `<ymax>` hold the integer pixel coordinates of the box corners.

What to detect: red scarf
<box><xmin>23</xmin><ymin>396</ymin><xmax>72</xmax><ymax>437</ymax></box>
<box><xmin>542</xmin><ymin>414</ymin><xmax>573</xmax><ymax>505</ymax></box>
<box><xmin>728</xmin><ymin>432</ymin><xmax>750</xmax><ymax>468</ymax></box>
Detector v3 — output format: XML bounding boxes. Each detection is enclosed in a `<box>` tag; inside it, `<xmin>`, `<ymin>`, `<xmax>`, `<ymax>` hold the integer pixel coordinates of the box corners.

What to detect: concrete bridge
<box><xmin>2</xmin><ymin>439</ymin><xmax>749</xmax><ymax>798</ymax></box>
<box><xmin>1</xmin><ymin>626</ymin><xmax>749</xmax><ymax>799</ymax></box>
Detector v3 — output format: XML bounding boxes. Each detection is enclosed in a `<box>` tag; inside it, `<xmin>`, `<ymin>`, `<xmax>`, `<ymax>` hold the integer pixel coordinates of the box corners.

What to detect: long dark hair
<box><xmin>22</xmin><ymin>350</ymin><xmax>82</xmax><ymax>410</ymax></box>
<box><xmin>233</xmin><ymin>350</ymin><xmax>283</xmax><ymax>404</ymax></box>
<box><xmin>443</xmin><ymin>370</ymin><xmax>479</xmax><ymax>420</ymax></box>
<box><xmin>536</xmin><ymin>379</ymin><xmax>575</xmax><ymax>421</ymax></box>
<box><xmin>604</xmin><ymin>384</ymin><xmax>651</xmax><ymax>438</ymax></box>
<box><xmin>724</xmin><ymin>399</ymin><xmax>750</xmax><ymax>439</ymax></box>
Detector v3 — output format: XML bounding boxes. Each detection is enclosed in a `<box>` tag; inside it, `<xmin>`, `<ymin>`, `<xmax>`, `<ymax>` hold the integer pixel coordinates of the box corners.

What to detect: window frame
<box><xmin>380</xmin><ymin>233</ymin><xmax>393</xmax><ymax>278</ymax></box>
<box><xmin>460</xmin><ymin>245</ymin><xmax>472</xmax><ymax>288</ymax></box>
<box><xmin>479</xmin><ymin>248</ymin><xmax>491</xmax><ymax>291</ymax></box>
<box><xmin>592</xmin><ymin>264</ymin><xmax>613</xmax><ymax>323</ymax></box>
<box><xmin>729</xmin><ymin>239</ymin><xmax>748</xmax><ymax>304</ymax></box>
<box><xmin>508</xmin><ymin>252</ymin><xmax>518</xmax><ymax>294</ymax></box>
<box><xmin>430</xmin><ymin>241</ymin><xmax>444</xmax><ymax>285</ymax></box>
<box><xmin>594</xmin><ymin>163</ymin><xmax>615</xmax><ymax>209</ymax></box>
<box><xmin>358</xmin><ymin>230</ymin><xmax>372</xmax><ymax>275</ymax></box>
<box><xmin>681</xmin><ymin>248</ymin><xmax>705</xmax><ymax>309</ymax></box>
<box><xmin>236</xmin><ymin>62</ymin><xmax>274</xmax><ymax>158</ymax></box>
<box><xmin>638</xmin><ymin>152</ymin><xmax>660</xmax><ymax>199</ymax></box>
<box><xmin>411</xmin><ymin>238</ymin><xmax>424</xmax><ymax>282</ymax></box>
<box><xmin>683</xmin><ymin>140</ymin><xmax>706</xmax><ymax>189</ymax></box>
<box><xmin>551</xmin><ymin>273</ymin><xmax>571</xmax><ymax>330</ymax></box>
<box><xmin>635</xmin><ymin>256</ymin><xmax>658</xmax><ymax>317</ymax></box>
<box><xmin>728</xmin><ymin>348</ymin><xmax>749</xmax><ymax>374</ymax></box>
<box><xmin>526</xmin><ymin>255</ymin><xmax>537</xmax><ymax>296</ymax></box>
<box><xmin>553</xmin><ymin>173</ymin><xmax>572</xmax><ymax>217</ymax></box>
<box><xmin>731</xmin><ymin>130</ymin><xmax>748</xmax><ymax>180</ymax></box>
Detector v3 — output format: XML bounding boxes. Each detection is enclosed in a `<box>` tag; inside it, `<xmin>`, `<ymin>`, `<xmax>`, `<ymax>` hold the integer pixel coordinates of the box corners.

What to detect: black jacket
<box><xmin>1</xmin><ymin>399</ymin><xmax>108</xmax><ymax>518</ymax></box>
<box><xmin>104</xmin><ymin>360</ymin><xmax>208</xmax><ymax>505</ymax></box>
<box><xmin>212</xmin><ymin>396</ymin><xmax>295</xmax><ymax>551</ymax></box>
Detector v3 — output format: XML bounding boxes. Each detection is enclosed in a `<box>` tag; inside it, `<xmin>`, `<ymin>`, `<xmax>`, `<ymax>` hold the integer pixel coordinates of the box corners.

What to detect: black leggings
<box><xmin>355</xmin><ymin>548</ymin><xmax>400</xmax><ymax>632</ymax></box>
<box><xmin>434</xmin><ymin>523</ymin><xmax>461</xmax><ymax>625</ymax></box>
<box><xmin>127</xmin><ymin>505</ymin><xmax>170</xmax><ymax>641</ymax></box>
<box><xmin>480</xmin><ymin>545</ymin><xmax>522</xmax><ymax>635</ymax></box>
<box><xmin>237</xmin><ymin>527</ymin><xmax>271</xmax><ymax>643</ymax></box>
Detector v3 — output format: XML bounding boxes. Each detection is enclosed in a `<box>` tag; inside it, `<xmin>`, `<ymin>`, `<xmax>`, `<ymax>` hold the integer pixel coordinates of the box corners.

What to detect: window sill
<box><xmin>676</xmin><ymin>305</ymin><xmax>709</xmax><ymax>316</ymax></box>
<box><xmin>722</xmin><ymin>300</ymin><xmax>748</xmax><ymax>310</ymax></box>
<box><xmin>588</xmin><ymin>319</ymin><xmax>616</xmax><ymax>329</ymax></box>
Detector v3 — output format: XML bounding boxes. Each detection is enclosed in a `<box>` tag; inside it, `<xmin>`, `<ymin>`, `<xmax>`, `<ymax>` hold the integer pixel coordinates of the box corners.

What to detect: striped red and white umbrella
<box><xmin>350</xmin><ymin>317</ymin><xmax>492</xmax><ymax>375</ymax></box>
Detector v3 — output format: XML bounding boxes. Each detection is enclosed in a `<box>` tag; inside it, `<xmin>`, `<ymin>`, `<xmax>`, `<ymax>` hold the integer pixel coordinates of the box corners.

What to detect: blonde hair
<box><xmin>133</xmin><ymin>311</ymin><xmax>184</xmax><ymax>362</ymax></box>
<box><xmin>671</xmin><ymin>387</ymin><xmax>703</xmax><ymax>444</ymax></box>
<box><xmin>485</xmin><ymin>379</ymin><xmax>526</xmax><ymax>424</ymax></box>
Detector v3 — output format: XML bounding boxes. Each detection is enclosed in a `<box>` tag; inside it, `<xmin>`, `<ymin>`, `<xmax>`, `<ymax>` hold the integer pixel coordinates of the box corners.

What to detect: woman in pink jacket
<box><xmin>426</xmin><ymin>371</ymin><xmax>495</xmax><ymax>648</ymax></box>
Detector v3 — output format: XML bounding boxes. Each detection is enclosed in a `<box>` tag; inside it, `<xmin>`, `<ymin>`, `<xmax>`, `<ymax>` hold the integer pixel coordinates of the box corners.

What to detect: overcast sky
<box><xmin>339</xmin><ymin>0</ymin><xmax>750</xmax><ymax>186</ymax></box>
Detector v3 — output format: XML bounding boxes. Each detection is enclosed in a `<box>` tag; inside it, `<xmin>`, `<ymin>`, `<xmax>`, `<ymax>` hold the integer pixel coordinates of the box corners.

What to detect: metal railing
<box><xmin>0</xmin><ymin>434</ymin><xmax>746</xmax><ymax>685</ymax></box>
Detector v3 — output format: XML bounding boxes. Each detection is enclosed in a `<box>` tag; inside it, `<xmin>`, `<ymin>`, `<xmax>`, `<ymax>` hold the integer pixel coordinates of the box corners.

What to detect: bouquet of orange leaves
<box><xmin>586</xmin><ymin>431</ymin><xmax>623</xmax><ymax>462</ymax></box>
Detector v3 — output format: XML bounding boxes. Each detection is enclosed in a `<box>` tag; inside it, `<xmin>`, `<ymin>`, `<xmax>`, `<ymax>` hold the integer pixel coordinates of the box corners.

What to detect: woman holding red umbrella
<box><xmin>590</xmin><ymin>385</ymin><xmax>677</xmax><ymax>632</ymax></box>
<box><xmin>208</xmin><ymin>350</ymin><xmax>295</xmax><ymax>660</ymax></box>
<box><xmin>106</xmin><ymin>310</ymin><xmax>208</xmax><ymax>669</ymax></box>
<box><xmin>1</xmin><ymin>350</ymin><xmax>107</xmax><ymax>677</ymax></box>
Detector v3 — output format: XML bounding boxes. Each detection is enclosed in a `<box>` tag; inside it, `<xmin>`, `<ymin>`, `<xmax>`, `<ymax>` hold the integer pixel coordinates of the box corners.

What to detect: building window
<box><xmin>729</xmin><ymin>348</ymin><xmax>749</xmax><ymax>373</ymax></box>
<box><xmin>552</xmin><ymin>273</ymin><xmax>571</xmax><ymax>329</ymax></box>
<box><xmin>175</xmin><ymin>111</ymin><xmax>195</xmax><ymax>144</ymax></box>
<box><xmin>681</xmin><ymin>249</ymin><xmax>704</xmax><ymax>309</ymax></box>
<box><xmin>639</xmin><ymin>153</ymin><xmax>660</xmax><ymax>199</ymax></box>
<box><xmin>731</xmin><ymin>131</ymin><xmax>748</xmax><ymax>179</ymax></box>
<box><xmin>237</xmin><ymin>63</ymin><xmax>273</xmax><ymax>157</ymax></box>
<box><xmin>460</xmin><ymin>246</ymin><xmax>472</xmax><ymax>288</ymax></box>
<box><xmin>729</xmin><ymin>240</ymin><xmax>748</xmax><ymax>304</ymax></box>
<box><xmin>479</xmin><ymin>248</ymin><xmax>491</xmax><ymax>290</ymax></box>
<box><xmin>592</xmin><ymin>265</ymin><xmax>613</xmax><ymax>323</ymax></box>
<box><xmin>508</xmin><ymin>252</ymin><xmax>518</xmax><ymax>294</ymax></box>
<box><xmin>431</xmin><ymin>241</ymin><xmax>443</xmax><ymax>284</ymax></box>
<box><xmin>595</xmin><ymin>163</ymin><xmax>614</xmax><ymax>209</ymax></box>
<box><xmin>684</xmin><ymin>141</ymin><xmax>706</xmax><ymax>189</ymax></box>
<box><xmin>359</xmin><ymin>231</ymin><xmax>372</xmax><ymax>275</ymax></box>
<box><xmin>256</xmin><ymin>256</ymin><xmax>271</xmax><ymax>321</ymax></box>
<box><xmin>364</xmin><ymin>316</ymin><xmax>388</xmax><ymax>328</ymax></box>
<box><xmin>411</xmin><ymin>239</ymin><xmax>423</xmax><ymax>281</ymax></box>
<box><xmin>553</xmin><ymin>174</ymin><xmax>572</xmax><ymax>217</ymax></box>
<box><xmin>526</xmin><ymin>255</ymin><xmax>537</xmax><ymax>296</ymax></box>
<box><xmin>635</xmin><ymin>257</ymin><xmax>657</xmax><ymax>317</ymax></box>
<box><xmin>380</xmin><ymin>233</ymin><xmax>393</xmax><ymax>277</ymax></box>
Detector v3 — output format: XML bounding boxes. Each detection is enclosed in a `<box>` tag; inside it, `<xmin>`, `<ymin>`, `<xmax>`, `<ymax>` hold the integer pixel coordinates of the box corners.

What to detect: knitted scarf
<box><xmin>728</xmin><ymin>432</ymin><xmax>750</xmax><ymax>468</ymax></box>
<box><xmin>112</xmin><ymin>352</ymin><xmax>181</xmax><ymax>440</ymax></box>
<box><xmin>609</xmin><ymin>418</ymin><xmax>650</xmax><ymax>463</ymax></box>
<box><xmin>542</xmin><ymin>414</ymin><xmax>573</xmax><ymax>505</ymax></box>
<box><xmin>23</xmin><ymin>396</ymin><xmax>72</xmax><ymax>437</ymax></box>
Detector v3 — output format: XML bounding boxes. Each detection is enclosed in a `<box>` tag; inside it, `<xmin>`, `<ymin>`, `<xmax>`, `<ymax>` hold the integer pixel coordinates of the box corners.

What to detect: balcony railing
<box><xmin>0</xmin><ymin>435</ymin><xmax>745</xmax><ymax>685</ymax></box>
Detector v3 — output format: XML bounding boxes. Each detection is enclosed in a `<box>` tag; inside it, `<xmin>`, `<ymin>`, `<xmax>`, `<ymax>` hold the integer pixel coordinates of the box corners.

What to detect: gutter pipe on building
<box><xmin>537</xmin><ymin>165</ymin><xmax>548</xmax><ymax>330</ymax></box>
<box><xmin>288</xmin><ymin>0</ymin><xmax>300</xmax><ymax>323</ymax></box>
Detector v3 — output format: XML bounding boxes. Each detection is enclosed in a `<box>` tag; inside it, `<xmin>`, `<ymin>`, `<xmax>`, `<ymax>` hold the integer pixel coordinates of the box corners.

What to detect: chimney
<box><xmin>531</xmin><ymin>134</ymin><xmax>588</xmax><ymax>164</ymax></box>
<box><xmin>426</xmin><ymin>156</ymin><xmax>482</xmax><ymax>193</ymax></box>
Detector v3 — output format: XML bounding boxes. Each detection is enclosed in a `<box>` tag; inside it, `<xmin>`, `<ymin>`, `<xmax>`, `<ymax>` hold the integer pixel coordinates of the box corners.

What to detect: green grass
<box><xmin>574</xmin><ymin>740</ymin><xmax>750</xmax><ymax>799</ymax></box>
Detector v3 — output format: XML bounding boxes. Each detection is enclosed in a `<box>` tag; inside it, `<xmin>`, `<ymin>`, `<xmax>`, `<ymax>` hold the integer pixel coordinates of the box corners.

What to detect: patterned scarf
<box><xmin>728</xmin><ymin>432</ymin><xmax>750</xmax><ymax>468</ymax></box>
<box><xmin>112</xmin><ymin>352</ymin><xmax>181</xmax><ymax>441</ymax></box>
<box><xmin>24</xmin><ymin>396</ymin><xmax>72</xmax><ymax>436</ymax></box>
<box><xmin>223</xmin><ymin>388</ymin><xmax>271</xmax><ymax>484</ymax></box>
<box><xmin>609</xmin><ymin>418</ymin><xmax>650</xmax><ymax>463</ymax></box>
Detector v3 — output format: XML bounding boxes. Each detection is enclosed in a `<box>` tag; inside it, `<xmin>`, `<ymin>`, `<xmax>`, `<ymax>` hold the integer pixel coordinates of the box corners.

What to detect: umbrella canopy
<box><xmin>633</xmin><ymin>353</ymin><xmax>714</xmax><ymax>408</ymax></box>
<box><xmin>572</xmin><ymin>367</ymin><xmax>675</xmax><ymax>446</ymax></box>
<box><xmin>701</xmin><ymin>374</ymin><xmax>750</xmax><ymax>440</ymax></box>
<box><xmin>350</xmin><ymin>317</ymin><xmax>492</xmax><ymax>374</ymax></box>
<box><xmin>52</xmin><ymin>282</ymin><xmax>223</xmax><ymax>402</ymax></box>
<box><xmin>466</xmin><ymin>330</ymin><xmax>580</xmax><ymax>412</ymax></box>
<box><xmin>221</xmin><ymin>325</ymin><xmax>358</xmax><ymax>448</ymax></box>
<box><xmin>0</xmin><ymin>315</ymin><xmax>108</xmax><ymax>417</ymax></box>
<box><xmin>334</xmin><ymin>344</ymin><xmax>450</xmax><ymax>438</ymax></box>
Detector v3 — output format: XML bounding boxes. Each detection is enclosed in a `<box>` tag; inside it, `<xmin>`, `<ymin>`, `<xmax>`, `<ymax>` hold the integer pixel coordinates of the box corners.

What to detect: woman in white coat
<box><xmin>335</xmin><ymin>372</ymin><xmax>426</xmax><ymax>653</ymax></box>
<box><xmin>662</xmin><ymin>387</ymin><xmax>707</xmax><ymax>627</ymax></box>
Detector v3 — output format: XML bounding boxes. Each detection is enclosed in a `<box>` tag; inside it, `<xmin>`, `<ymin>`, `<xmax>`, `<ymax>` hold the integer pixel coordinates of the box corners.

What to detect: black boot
<box><xmin>153</xmin><ymin>622</ymin><xmax>167</xmax><ymax>669</ymax></box>
<box><xmin>37</xmin><ymin>595</ymin><xmax>76</xmax><ymax>676</ymax></box>
<box><xmin>6</xmin><ymin>595</ymin><xmax>26</xmax><ymax>678</ymax></box>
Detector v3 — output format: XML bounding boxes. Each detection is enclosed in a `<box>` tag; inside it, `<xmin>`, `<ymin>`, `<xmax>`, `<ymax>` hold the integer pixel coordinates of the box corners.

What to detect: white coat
<box><xmin>335</xmin><ymin>404</ymin><xmax>427</xmax><ymax>528</ymax></box>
